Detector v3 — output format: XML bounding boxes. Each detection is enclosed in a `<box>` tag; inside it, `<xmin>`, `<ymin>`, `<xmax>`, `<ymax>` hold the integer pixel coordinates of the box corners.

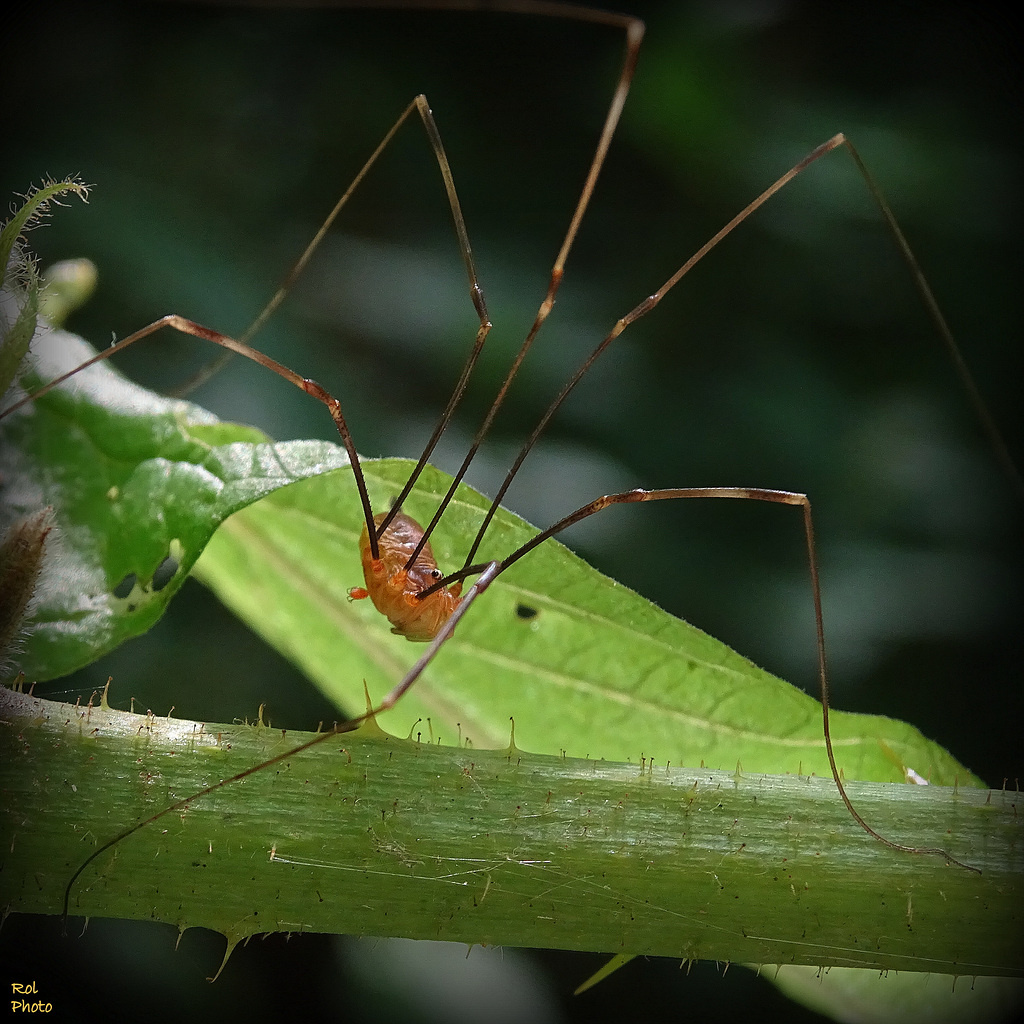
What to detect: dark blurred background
<box><xmin>2</xmin><ymin>1</ymin><xmax>1020</xmax><ymax>1021</ymax></box>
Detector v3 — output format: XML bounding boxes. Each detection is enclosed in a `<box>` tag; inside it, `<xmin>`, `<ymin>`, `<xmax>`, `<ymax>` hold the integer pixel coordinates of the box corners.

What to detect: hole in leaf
<box><xmin>515</xmin><ymin>604</ymin><xmax>538</xmax><ymax>620</ymax></box>
<box><xmin>152</xmin><ymin>554</ymin><xmax>179</xmax><ymax>592</ymax></box>
<box><xmin>113</xmin><ymin>574</ymin><xmax>137</xmax><ymax>599</ymax></box>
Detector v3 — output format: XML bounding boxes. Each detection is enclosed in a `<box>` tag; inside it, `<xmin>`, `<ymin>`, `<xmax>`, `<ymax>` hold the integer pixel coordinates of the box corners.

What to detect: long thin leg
<box><xmin>60</xmin><ymin>558</ymin><xmax>502</xmax><ymax>926</ymax></box>
<box><xmin>238</xmin><ymin>95</ymin><xmax>490</xmax><ymax>360</ymax></box>
<box><xmin>229</xmin><ymin>91</ymin><xmax>497</xmax><ymax>557</ymax></box>
<box><xmin>401</xmin><ymin>10</ymin><xmax>646</xmax><ymax>569</ymax></box>
<box><xmin>2</xmin><ymin>315</ymin><xmax>384</xmax><ymax>551</ymax></box>
<box><xmin>3</xmin><ymin>95</ymin><xmax>493</xmax><ymax>562</ymax></box>
<box><xmin>457</xmin><ymin>133</ymin><xmax>1023</xmax><ymax>576</ymax></box>
<box><xmin>173</xmin><ymin>93</ymin><xmax>494</xmax><ymax>457</ymax></box>
<box><xmin>140</xmin><ymin>4</ymin><xmax>648</xmax><ymax>572</ymax></box>
<box><xmin>363</xmin><ymin>96</ymin><xmax>495</xmax><ymax>543</ymax></box>
<box><xmin>425</xmin><ymin>485</ymin><xmax>979</xmax><ymax>872</ymax></box>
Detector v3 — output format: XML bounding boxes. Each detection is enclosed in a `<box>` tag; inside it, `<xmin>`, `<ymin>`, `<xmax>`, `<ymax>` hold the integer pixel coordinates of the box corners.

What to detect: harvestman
<box><xmin>1</xmin><ymin>4</ymin><xmax>1006</xmax><ymax>915</ymax></box>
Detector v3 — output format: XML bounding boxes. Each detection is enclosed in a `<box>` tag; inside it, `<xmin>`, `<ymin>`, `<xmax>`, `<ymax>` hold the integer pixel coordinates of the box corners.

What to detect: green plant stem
<box><xmin>1</xmin><ymin>686</ymin><xmax>1020</xmax><ymax>978</ymax></box>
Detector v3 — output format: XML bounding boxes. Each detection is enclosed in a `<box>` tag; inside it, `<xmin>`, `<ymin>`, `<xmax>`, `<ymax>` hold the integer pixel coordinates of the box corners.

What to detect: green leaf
<box><xmin>196</xmin><ymin>462</ymin><xmax>978</xmax><ymax>789</ymax></box>
<box><xmin>0</xmin><ymin>271</ymin><xmax>39</xmax><ymax>418</ymax></box>
<box><xmin>0</xmin><ymin>323</ymin><xmax>350</xmax><ymax>678</ymax></box>
<box><xmin>1</xmin><ymin>327</ymin><xmax>980</xmax><ymax>797</ymax></box>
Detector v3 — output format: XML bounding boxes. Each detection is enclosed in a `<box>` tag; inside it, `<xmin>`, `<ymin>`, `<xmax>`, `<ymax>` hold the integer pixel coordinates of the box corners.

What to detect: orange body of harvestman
<box><xmin>350</xmin><ymin>510</ymin><xmax>464</xmax><ymax>642</ymax></box>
